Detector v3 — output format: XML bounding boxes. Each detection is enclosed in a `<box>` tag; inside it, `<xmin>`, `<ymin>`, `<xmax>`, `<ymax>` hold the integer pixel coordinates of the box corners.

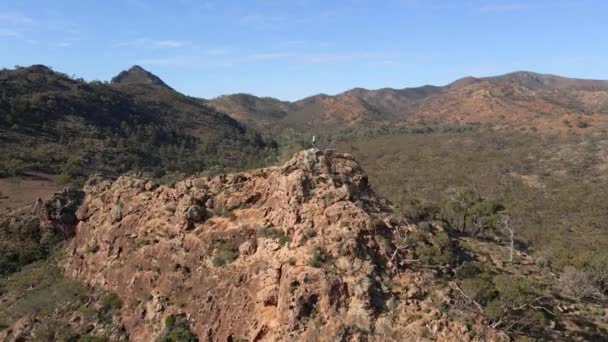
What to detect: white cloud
<box><xmin>155</xmin><ymin>40</ymin><xmax>186</xmax><ymax>48</ymax></box>
<box><xmin>137</xmin><ymin>50</ymin><xmax>402</xmax><ymax>68</ymax></box>
<box><xmin>473</xmin><ymin>0</ymin><xmax>579</xmax><ymax>13</ymax></box>
<box><xmin>244</xmin><ymin>50</ymin><xmax>401</xmax><ymax>64</ymax></box>
<box><xmin>305</xmin><ymin>53</ymin><xmax>355</xmax><ymax>63</ymax></box>
<box><xmin>0</xmin><ymin>12</ymin><xmax>34</xmax><ymax>38</ymax></box>
<box><xmin>137</xmin><ymin>55</ymin><xmax>204</xmax><ymax>67</ymax></box>
<box><xmin>204</xmin><ymin>48</ymin><xmax>229</xmax><ymax>55</ymax></box>
<box><xmin>477</xmin><ymin>3</ymin><xmax>534</xmax><ymax>13</ymax></box>
<box><xmin>240</xmin><ymin>14</ymin><xmax>287</xmax><ymax>28</ymax></box>
<box><xmin>0</xmin><ymin>28</ymin><xmax>20</xmax><ymax>37</ymax></box>
<box><xmin>113</xmin><ymin>38</ymin><xmax>189</xmax><ymax>49</ymax></box>
<box><xmin>370</xmin><ymin>60</ymin><xmax>397</xmax><ymax>66</ymax></box>
<box><xmin>250</xmin><ymin>53</ymin><xmax>294</xmax><ymax>60</ymax></box>
<box><xmin>0</xmin><ymin>13</ymin><xmax>34</xmax><ymax>25</ymax></box>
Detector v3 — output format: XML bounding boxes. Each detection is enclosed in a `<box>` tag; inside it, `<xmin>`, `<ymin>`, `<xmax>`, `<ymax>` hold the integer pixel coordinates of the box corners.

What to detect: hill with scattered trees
<box><xmin>0</xmin><ymin>65</ymin><xmax>276</xmax><ymax>186</ymax></box>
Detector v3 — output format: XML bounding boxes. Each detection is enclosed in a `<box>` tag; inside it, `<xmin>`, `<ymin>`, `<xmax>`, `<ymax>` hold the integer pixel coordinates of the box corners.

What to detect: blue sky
<box><xmin>1</xmin><ymin>0</ymin><xmax>607</xmax><ymax>100</ymax></box>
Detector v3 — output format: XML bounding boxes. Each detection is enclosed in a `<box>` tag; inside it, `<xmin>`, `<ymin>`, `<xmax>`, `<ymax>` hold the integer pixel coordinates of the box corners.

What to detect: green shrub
<box><xmin>78</xmin><ymin>335</ymin><xmax>109</xmax><ymax>342</ymax></box>
<box><xmin>0</xmin><ymin>158</ymin><xmax>26</xmax><ymax>176</ymax></box>
<box><xmin>441</xmin><ymin>187</ymin><xmax>505</xmax><ymax>237</ymax></box>
<box><xmin>309</xmin><ymin>247</ymin><xmax>323</xmax><ymax>268</ymax></box>
<box><xmin>0</xmin><ymin>219</ymin><xmax>54</xmax><ymax>277</ymax></box>
<box><xmin>165</xmin><ymin>315</ymin><xmax>177</xmax><ymax>329</ymax></box>
<box><xmin>0</xmin><ymin>262</ymin><xmax>89</xmax><ymax>326</ymax></box>
<box><xmin>86</xmin><ymin>244</ymin><xmax>99</xmax><ymax>254</ymax></box>
<box><xmin>214</xmin><ymin>205</ymin><xmax>235</xmax><ymax>219</ymax></box>
<box><xmin>97</xmin><ymin>292</ymin><xmax>122</xmax><ymax>323</ymax></box>
<box><xmin>157</xmin><ymin>314</ymin><xmax>198</xmax><ymax>342</ymax></box>
<box><xmin>257</xmin><ymin>227</ymin><xmax>291</xmax><ymax>246</ymax></box>
<box><xmin>460</xmin><ymin>273</ymin><xmax>496</xmax><ymax>306</ymax></box>
<box><xmin>52</xmin><ymin>173</ymin><xmax>72</xmax><ymax>186</ymax></box>
<box><xmin>212</xmin><ymin>242</ymin><xmax>237</xmax><ymax>267</ymax></box>
<box><xmin>98</xmin><ymin>292</ymin><xmax>121</xmax><ymax>322</ymax></box>
<box><xmin>408</xmin><ymin>225</ymin><xmax>459</xmax><ymax>267</ymax></box>
<box><xmin>457</xmin><ymin>263</ymin><xmax>550</xmax><ymax>334</ymax></box>
<box><xmin>399</xmin><ymin>199</ymin><xmax>440</xmax><ymax>222</ymax></box>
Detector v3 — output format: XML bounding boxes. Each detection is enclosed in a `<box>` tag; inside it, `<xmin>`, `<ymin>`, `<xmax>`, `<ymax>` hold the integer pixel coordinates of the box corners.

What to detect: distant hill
<box><xmin>209</xmin><ymin>71</ymin><xmax>608</xmax><ymax>132</ymax></box>
<box><xmin>111</xmin><ymin>65</ymin><xmax>173</xmax><ymax>90</ymax></box>
<box><xmin>3</xmin><ymin>65</ymin><xmax>608</xmax><ymax>185</ymax></box>
<box><xmin>0</xmin><ymin>65</ymin><xmax>275</xmax><ymax>183</ymax></box>
<box><xmin>209</xmin><ymin>93</ymin><xmax>290</xmax><ymax>132</ymax></box>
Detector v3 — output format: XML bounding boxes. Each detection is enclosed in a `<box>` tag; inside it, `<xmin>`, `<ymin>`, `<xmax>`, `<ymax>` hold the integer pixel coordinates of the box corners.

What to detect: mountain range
<box><xmin>2</xmin><ymin>64</ymin><xmax>608</xmax><ymax>185</ymax></box>
<box><xmin>210</xmin><ymin>70</ymin><xmax>608</xmax><ymax>132</ymax></box>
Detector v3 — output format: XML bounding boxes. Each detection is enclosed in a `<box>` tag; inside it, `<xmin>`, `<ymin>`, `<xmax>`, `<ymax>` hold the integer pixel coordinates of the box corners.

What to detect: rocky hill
<box><xmin>2</xmin><ymin>149</ymin><xmax>606</xmax><ymax>340</ymax></box>
<box><xmin>111</xmin><ymin>65</ymin><xmax>173</xmax><ymax>90</ymax></box>
<box><xmin>209</xmin><ymin>71</ymin><xmax>608</xmax><ymax>132</ymax></box>
<box><xmin>59</xmin><ymin>149</ymin><xmax>503</xmax><ymax>341</ymax></box>
<box><xmin>0</xmin><ymin>65</ymin><xmax>274</xmax><ymax>184</ymax></box>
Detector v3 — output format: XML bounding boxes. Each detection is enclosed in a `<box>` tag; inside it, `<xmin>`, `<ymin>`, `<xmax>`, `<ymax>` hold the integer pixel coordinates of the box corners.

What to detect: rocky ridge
<box><xmin>210</xmin><ymin>71</ymin><xmax>608</xmax><ymax>131</ymax></box>
<box><xmin>63</xmin><ymin>149</ymin><xmax>505</xmax><ymax>341</ymax></box>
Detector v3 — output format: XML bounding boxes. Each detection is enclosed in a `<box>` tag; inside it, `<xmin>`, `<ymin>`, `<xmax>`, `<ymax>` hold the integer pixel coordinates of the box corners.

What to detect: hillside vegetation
<box><xmin>338</xmin><ymin>129</ymin><xmax>608</xmax><ymax>276</ymax></box>
<box><xmin>0</xmin><ymin>65</ymin><xmax>276</xmax><ymax>185</ymax></box>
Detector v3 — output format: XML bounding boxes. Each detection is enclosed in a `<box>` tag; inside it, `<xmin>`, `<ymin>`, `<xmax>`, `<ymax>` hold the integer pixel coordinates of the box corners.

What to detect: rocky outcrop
<box><xmin>1</xmin><ymin>186</ymin><xmax>84</xmax><ymax>240</ymax></box>
<box><xmin>63</xmin><ymin>149</ymin><xmax>504</xmax><ymax>341</ymax></box>
<box><xmin>37</xmin><ymin>186</ymin><xmax>85</xmax><ymax>238</ymax></box>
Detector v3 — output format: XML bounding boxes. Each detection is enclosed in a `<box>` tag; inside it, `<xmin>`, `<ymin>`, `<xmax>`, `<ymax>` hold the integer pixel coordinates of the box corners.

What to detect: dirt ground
<box><xmin>0</xmin><ymin>173</ymin><xmax>61</xmax><ymax>211</ymax></box>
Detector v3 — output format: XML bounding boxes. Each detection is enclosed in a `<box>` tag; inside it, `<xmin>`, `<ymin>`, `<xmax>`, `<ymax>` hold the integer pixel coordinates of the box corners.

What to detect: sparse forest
<box><xmin>0</xmin><ymin>66</ymin><xmax>276</xmax><ymax>185</ymax></box>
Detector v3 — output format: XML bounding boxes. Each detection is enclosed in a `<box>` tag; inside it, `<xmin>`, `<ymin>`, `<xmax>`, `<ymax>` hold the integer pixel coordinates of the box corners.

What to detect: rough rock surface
<box><xmin>0</xmin><ymin>186</ymin><xmax>84</xmax><ymax>240</ymax></box>
<box><xmin>64</xmin><ymin>149</ymin><xmax>505</xmax><ymax>341</ymax></box>
<box><xmin>0</xmin><ymin>290</ymin><xmax>128</xmax><ymax>342</ymax></box>
<box><xmin>38</xmin><ymin>186</ymin><xmax>85</xmax><ymax>238</ymax></box>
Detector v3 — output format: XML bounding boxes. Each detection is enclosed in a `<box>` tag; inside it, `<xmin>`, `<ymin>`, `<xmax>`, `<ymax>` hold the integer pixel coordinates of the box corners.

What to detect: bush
<box><xmin>460</xmin><ymin>272</ymin><xmax>496</xmax><ymax>306</ymax></box>
<box><xmin>557</xmin><ymin>266</ymin><xmax>600</xmax><ymax>300</ymax></box>
<box><xmin>212</xmin><ymin>242</ymin><xmax>237</xmax><ymax>267</ymax></box>
<box><xmin>0</xmin><ymin>219</ymin><xmax>54</xmax><ymax>277</ymax></box>
<box><xmin>586</xmin><ymin>263</ymin><xmax>608</xmax><ymax>295</ymax></box>
<box><xmin>157</xmin><ymin>314</ymin><xmax>198</xmax><ymax>342</ymax></box>
<box><xmin>52</xmin><ymin>173</ymin><xmax>72</xmax><ymax>186</ymax></box>
<box><xmin>0</xmin><ymin>262</ymin><xmax>89</xmax><ymax>327</ymax></box>
<box><xmin>399</xmin><ymin>199</ymin><xmax>440</xmax><ymax>222</ymax></box>
<box><xmin>98</xmin><ymin>292</ymin><xmax>121</xmax><ymax>322</ymax></box>
<box><xmin>457</xmin><ymin>263</ymin><xmax>551</xmax><ymax>334</ymax></box>
<box><xmin>214</xmin><ymin>205</ymin><xmax>235</xmax><ymax>219</ymax></box>
<box><xmin>441</xmin><ymin>187</ymin><xmax>505</xmax><ymax>238</ymax></box>
<box><xmin>165</xmin><ymin>315</ymin><xmax>177</xmax><ymax>328</ymax></box>
<box><xmin>408</xmin><ymin>224</ymin><xmax>459</xmax><ymax>267</ymax></box>
<box><xmin>78</xmin><ymin>335</ymin><xmax>109</xmax><ymax>342</ymax></box>
<box><xmin>0</xmin><ymin>158</ymin><xmax>26</xmax><ymax>176</ymax></box>
<box><xmin>256</xmin><ymin>227</ymin><xmax>290</xmax><ymax>247</ymax></box>
<box><xmin>308</xmin><ymin>247</ymin><xmax>323</xmax><ymax>268</ymax></box>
